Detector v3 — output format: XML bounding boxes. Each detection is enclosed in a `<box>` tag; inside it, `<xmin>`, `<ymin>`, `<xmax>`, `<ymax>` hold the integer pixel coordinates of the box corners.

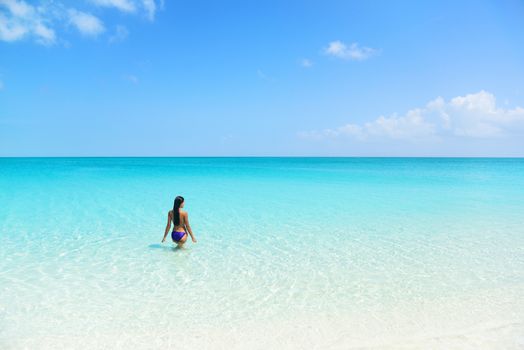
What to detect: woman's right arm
<box><xmin>184</xmin><ymin>212</ymin><xmax>197</xmax><ymax>243</ymax></box>
<box><xmin>162</xmin><ymin>211</ymin><xmax>171</xmax><ymax>243</ymax></box>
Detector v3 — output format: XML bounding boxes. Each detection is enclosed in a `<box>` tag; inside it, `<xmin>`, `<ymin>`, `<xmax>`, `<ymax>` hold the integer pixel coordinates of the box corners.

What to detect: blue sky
<box><xmin>1</xmin><ymin>0</ymin><xmax>524</xmax><ymax>156</ymax></box>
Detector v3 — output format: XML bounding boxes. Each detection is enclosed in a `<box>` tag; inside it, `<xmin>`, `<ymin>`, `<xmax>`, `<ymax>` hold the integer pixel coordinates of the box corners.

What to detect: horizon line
<box><xmin>1</xmin><ymin>156</ymin><xmax>524</xmax><ymax>159</ymax></box>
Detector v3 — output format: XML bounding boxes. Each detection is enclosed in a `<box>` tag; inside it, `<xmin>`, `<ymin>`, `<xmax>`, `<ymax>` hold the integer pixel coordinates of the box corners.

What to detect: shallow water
<box><xmin>1</xmin><ymin>158</ymin><xmax>523</xmax><ymax>349</ymax></box>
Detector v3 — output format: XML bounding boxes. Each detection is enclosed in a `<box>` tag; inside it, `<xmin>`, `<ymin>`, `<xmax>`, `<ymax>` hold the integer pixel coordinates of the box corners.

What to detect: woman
<box><xmin>162</xmin><ymin>196</ymin><xmax>197</xmax><ymax>247</ymax></box>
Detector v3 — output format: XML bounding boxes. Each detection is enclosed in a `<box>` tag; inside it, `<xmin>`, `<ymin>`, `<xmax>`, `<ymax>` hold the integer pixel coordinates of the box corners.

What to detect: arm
<box><xmin>162</xmin><ymin>211</ymin><xmax>172</xmax><ymax>243</ymax></box>
<box><xmin>184</xmin><ymin>212</ymin><xmax>197</xmax><ymax>243</ymax></box>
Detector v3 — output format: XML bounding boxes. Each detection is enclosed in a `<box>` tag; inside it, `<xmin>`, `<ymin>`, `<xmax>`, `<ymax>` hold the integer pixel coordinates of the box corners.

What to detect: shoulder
<box><xmin>180</xmin><ymin>210</ymin><xmax>188</xmax><ymax>217</ymax></box>
<box><xmin>168</xmin><ymin>210</ymin><xmax>173</xmax><ymax>217</ymax></box>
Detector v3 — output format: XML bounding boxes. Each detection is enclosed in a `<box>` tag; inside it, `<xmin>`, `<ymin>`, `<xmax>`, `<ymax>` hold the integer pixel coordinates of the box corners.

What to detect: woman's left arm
<box><xmin>184</xmin><ymin>212</ymin><xmax>197</xmax><ymax>243</ymax></box>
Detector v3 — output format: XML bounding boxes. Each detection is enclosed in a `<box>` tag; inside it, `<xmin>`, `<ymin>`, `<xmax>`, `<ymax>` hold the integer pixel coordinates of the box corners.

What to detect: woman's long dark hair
<box><xmin>172</xmin><ymin>196</ymin><xmax>184</xmax><ymax>226</ymax></box>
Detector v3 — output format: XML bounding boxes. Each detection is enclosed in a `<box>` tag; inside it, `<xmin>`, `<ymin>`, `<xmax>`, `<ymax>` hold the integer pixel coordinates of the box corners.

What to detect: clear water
<box><xmin>1</xmin><ymin>158</ymin><xmax>523</xmax><ymax>349</ymax></box>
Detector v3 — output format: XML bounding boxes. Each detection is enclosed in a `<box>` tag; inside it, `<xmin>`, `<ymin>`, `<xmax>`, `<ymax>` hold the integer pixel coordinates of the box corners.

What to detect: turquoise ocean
<box><xmin>1</xmin><ymin>157</ymin><xmax>523</xmax><ymax>349</ymax></box>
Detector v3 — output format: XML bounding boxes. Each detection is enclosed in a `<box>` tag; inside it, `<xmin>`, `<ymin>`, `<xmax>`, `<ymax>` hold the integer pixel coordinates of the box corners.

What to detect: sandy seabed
<box><xmin>4</xmin><ymin>287</ymin><xmax>523</xmax><ymax>350</ymax></box>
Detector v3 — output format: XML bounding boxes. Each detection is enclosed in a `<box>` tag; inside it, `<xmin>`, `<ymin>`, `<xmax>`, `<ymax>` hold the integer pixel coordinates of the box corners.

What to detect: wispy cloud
<box><xmin>141</xmin><ymin>0</ymin><xmax>156</xmax><ymax>20</ymax></box>
<box><xmin>68</xmin><ymin>9</ymin><xmax>104</xmax><ymax>36</ymax></box>
<box><xmin>324</xmin><ymin>40</ymin><xmax>378</xmax><ymax>61</ymax></box>
<box><xmin>299</xmin><ymin>91</ymin><xmax>524</xmax><ymax>142</ymax></box>
<box><xmin>123</xmin><ymin>74</ymin><xmax>139</xmax><ymax>84</ymax></box>
<box><xmin>0</xmin><ymin>0</ymin><xmax>56</xmax><ymax>45</ymax></box>
<box><xmin>91</xmin><ymin>0</ymin><xmax>160</xmax><ymax>20</ymax></box>
<box><xmin>0</xmin><ymin>0</ymin><xmax>161</xmax><ymax>45</ymax></box>
<box><xmin>90</xmin><ymin>0</ymin><xmax>135</xmax><ymax>13</ymax></box>
<box><xmin>300</xmin><ymin>58</ymin><xmax>313</xmax><ymax>68</ymax></box>
<box><xmin>257</xmin><ymin>69</ymin><xmax>275</xmax><ymax>82</ymax></box>
<box><xmin>108</xmin><ymin>24</ymin><xmax>128</xmax><ymax>43</ymax></box>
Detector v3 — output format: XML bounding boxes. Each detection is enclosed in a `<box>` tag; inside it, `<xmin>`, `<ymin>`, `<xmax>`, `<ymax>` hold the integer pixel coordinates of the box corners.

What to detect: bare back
<box><xmin>170</xmin><ymin>209</ymin><xmax>187</xmax><ymax>231</ymax></box>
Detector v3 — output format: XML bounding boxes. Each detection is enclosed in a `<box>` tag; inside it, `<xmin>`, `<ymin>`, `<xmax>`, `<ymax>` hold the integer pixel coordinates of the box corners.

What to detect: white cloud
<box><xmin>300</xmin><ymin>110</ymin><xmax>435</xmax><ymax>142</ymax></box>
<box><xmin>444</xmin><ymin>91</ymin><xmax>524</xmax><ymax>137</ymax></box>
<box><xmin>34</xmin><ymin>22</ymin><xmax>55</xmax><ymax>42</ymax></box>
<box><xmin>91</xmin><ymin>0</ymin><xmax>135</xmax><ymax>13</ymax></box>
<box><xmin>1</xmin><ymin>0</ymin><xmax>31</xmax><ymax>17</ymax></box>
<box><xmin>91</xmin><ymin>0</ymin><xmax>160</xmax><ymax>20</ymax></box>
<box><xmin>141</xmin><ymin>0</ymin><xmax>156</xmax><ymax>20</ymax></box>
<box><xmin>0</xmin><ymin>13</ymin><xmax>28</xmax><ymax>41</ymax></box>
<box><xmin>0</xmin><ymin>0</ymin><xmax>56</xmax><ymax>45</ymax></box>
<box><xmin>68</xmin><ymin>9</ymin><xmax>104</xmax><ymax>36</ymax></box>
<box><xmin>301</xmin><ymin>58</ymin><xmax>313</xmax><ymax>68</ymax></box>
<box><xmin>324</xmin><ymin>40</ymin><xmax>378</xmax><ymax>61</ymax></box>
<box><xmin>123</xmin><ymin>74</ymin><xmax>139</xmax><ymax>84</ymax></box>
<box><xmin>108</xmin><ymin>24</ymin><xmax>128</xmax><ymax>43</ymax></box>
<box><xmin>0</xmin><ymin>0</ymin><xmax>161</xmax><ymax>44</ymax></box>
<box><xmin>300</xmin><ymin>91</ymin><xmax>524</xmax><ymax>142</ymax></box>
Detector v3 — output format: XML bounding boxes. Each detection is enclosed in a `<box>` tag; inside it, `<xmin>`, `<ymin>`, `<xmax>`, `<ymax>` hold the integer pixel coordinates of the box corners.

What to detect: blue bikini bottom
<box><xmin>171</xmin><ymin>230</ymin><xmax>186</xmax><ymax>242</ymax></box>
